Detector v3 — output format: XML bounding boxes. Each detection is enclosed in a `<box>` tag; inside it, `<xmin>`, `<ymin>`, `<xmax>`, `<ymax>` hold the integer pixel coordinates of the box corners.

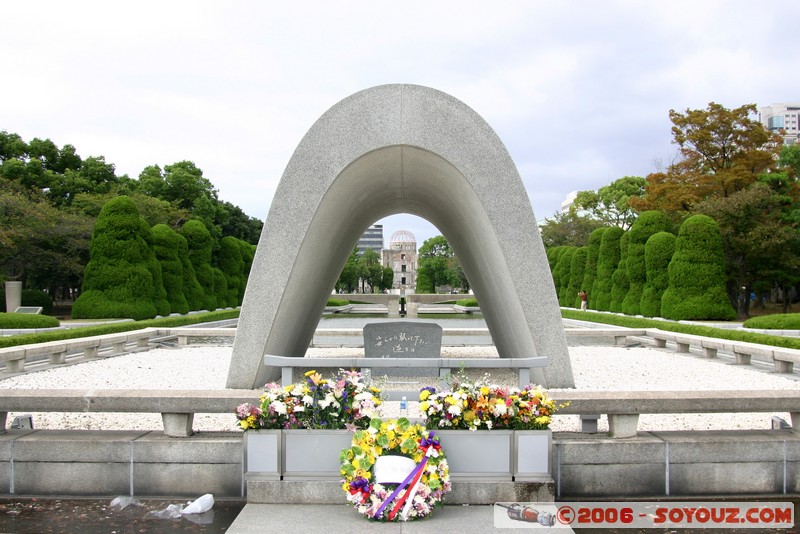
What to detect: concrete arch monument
<box><xmin>226</xmin><ymin>84</ymin><xmax>574</xmax><ymax>389</ymax></box>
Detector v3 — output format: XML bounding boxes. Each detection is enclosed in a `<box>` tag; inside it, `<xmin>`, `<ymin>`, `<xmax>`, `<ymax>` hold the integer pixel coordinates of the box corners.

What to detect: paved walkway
<box><xmin>227</xmin><ymin>504</ymin><xmax>576</xmax><ymax>533</ymax></box>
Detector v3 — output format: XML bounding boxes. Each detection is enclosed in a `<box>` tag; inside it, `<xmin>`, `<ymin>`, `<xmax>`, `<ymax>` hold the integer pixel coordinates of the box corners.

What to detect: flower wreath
<box><xmin>339</xmin><ymin>418</ymin><xmax>451</xmax><ymax>521</ymax></box>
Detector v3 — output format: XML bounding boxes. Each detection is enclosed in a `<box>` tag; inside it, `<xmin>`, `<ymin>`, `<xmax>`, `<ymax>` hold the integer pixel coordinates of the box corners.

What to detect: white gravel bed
<box><xmin>1</xmin><ymin>345</ymin><xmax>798</xmax><ymax>433</ymax></box>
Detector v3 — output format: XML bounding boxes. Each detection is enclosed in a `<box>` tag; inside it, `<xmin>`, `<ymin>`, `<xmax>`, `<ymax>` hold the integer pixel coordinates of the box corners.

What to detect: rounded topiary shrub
<box><xmin>217</xmin><ymin>236</ymin><xmax>245</xmax><ymax>307</ymax></box>
<box><xmin>176</xmin><ymin>232</ymin><xmax>204</xmax><ymax>311</ymax></box>
<box><xmin>567</xmin><ymin>247</ymin><xmax>588</xmax><ymax>308</ymax></box>
<box><xmin>238</xmin><ymin>241</ymin><xmax>256</xmax><ymax>302</ymax></box>
<box><xmin>640</xmin><ymin>231</ymin><xmax>676</xmax><ymax>318</ymax></box>
<box><xmin>72</xmin><ymin>196</ymin><xmax>160</xmax><ymax>320</ymax></box>
<box><xmin>609</xmin><ymin>232</ymin><xmax>631</xmax><ymax>313</ymax></box>
<box><xmin>661</xmin><ymin>215</ymin><xmax>736</xmax><ymax>321</ymax></box>
<box><xmin>180</xmin><ymin>220</ymin><xmax>216</xmax><ymax>311</ymax></box>
<box><xmin>591</xmin><ymin>226</ymin><xmax>624</xmax><ymax>311</ymax></box>
<box><xmin>546</xmin><ymin>246</ymin><xmax>565</xmax><ymax>291</ymax></box>
<box><xmin>621</xmin><ymin>211</ymin><xmax>671</xmax><ymax>316</ymax></box>
<box><xmin>152</xmin><ymin>224</ymin><xmax>190</xmax><ymax>316</ymax></box>
<box><xmin>213</xmin><ymin>267</ymin><xmax>228</xmax><ymax>308</ymax></box>
<box><xmin>553</xmin><ymin>247</ymin><xmax>576</xmax><ymax>306</ymax></box>
<box><xmin>580</xmin><ymin>228</ymin><xmax>606</xmax><ymax>309</ymax></box>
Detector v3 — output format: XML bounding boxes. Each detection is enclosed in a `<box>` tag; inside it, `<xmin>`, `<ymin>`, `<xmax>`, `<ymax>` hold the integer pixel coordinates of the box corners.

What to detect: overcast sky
<box><xmin>3</xmin><ymin>1</ymin><xmax>798</xmax><ymax>247</ymax></box>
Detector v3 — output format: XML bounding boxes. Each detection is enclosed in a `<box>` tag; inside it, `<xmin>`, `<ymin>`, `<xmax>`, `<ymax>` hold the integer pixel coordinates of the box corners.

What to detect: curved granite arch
<box><xmin>226</xmin><ymin>84</ymin><xmax>574</xmax><ymax>389</ymax></box>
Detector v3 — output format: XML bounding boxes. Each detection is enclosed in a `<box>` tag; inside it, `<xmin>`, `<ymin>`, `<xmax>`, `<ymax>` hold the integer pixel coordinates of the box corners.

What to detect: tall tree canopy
<box><xmin>632</xmin><ymin>103</ymin><xmax>782</xmax><ymax>217</ymax></box>
<box><xmin>574</xmin><ymin>176</ymin><xmax>646</xmax><ymax>230</ymax></box>
<box><xmin>417</xmin><ymin>236</ymin><xmax>462</xmax><ymax>293</ymax></box>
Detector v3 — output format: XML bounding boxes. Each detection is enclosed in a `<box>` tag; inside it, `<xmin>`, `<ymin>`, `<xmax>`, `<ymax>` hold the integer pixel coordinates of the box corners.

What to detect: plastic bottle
<box><xmin>400</xmin><ymin>396</ymin><xmax>408</xmax><ymax>418</ymax></box>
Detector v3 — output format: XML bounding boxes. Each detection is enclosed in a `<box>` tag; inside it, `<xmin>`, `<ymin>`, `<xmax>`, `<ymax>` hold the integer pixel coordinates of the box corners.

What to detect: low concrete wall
<box><xmin>554</xmin><ymin>430</ymin><xmax>800</xmax><ymax>498</ymax></box>
<box><xmin>0</xmin><ymin>430</ymin><xmax>244</xmax><ymax>498</ymax></box>
<box><xmin>0</xmin><ymin>429</ymin><xmax>797</xmax><ymax>499</ymax></box>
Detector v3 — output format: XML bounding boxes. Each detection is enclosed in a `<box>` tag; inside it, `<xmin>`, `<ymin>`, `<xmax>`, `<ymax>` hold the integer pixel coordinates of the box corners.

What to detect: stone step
<box><xmin>227</xmin><ymin>503</ymin><xmax>576</xmax><ymax>533</ymax></box>
<box><xmin>246</xmin><ymin>479</ymin><xmax>555</xmax><ymax>505</ymax></box>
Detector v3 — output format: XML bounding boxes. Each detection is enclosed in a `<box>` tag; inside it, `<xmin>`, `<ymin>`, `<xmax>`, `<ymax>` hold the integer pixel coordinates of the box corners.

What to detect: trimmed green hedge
<box><xmin>326</xmin><ymin>298</ymin><xmax>350</xmax><ymax>307</ymax></box>
<box><xmin>567</xmin><ymin>247</ymin><xmax>588</xmax><ymax>308</ymax></box>
<box><xmin>181</xmin><ymin>220</ymin><xmax>215</xmax><ymax>311</ymax></box>
<box><xmin>0</xmin><ymin>313</ymin><xmax>60</xmax><ymax>329</ymax></box>
<box><xmin>621</xmin><ymin>211</ymin><xmax>671</xmax><ymax>316</ymax></box>
<box><xmin>152</xmin><ymin>224</ymin><xmax>190</xmax><ymax>315</ymax></box>
<box><xmin>456</xmin><ymin>298</ymin><xmax>479</xmax><ymax>307</ymax></box>
<box><xmin>0</xmin><ymin>309</ymin><xmax>239</xmax><ymax>349</ymax></box>
<box><xmin>640</xmin><ymin>232</ymin><xmax>676</xmax><ymax>318</ymax></box>
<box><xmin>609</xmin><ymin>232</ymin><xmax>630</xmax><ymax>312</ymax></box>
<box><xmin>591</xmin><ymin>226</ymin><xmax>624</xmax><ymax>311</ymax></box>
<box><xmin>580</xmin><ymin>228</ymin><xmax>605</xmax><ymax>306</ymax></box>
<box><xmin>743</xmin><ymin>313</ymin><xmax>800</xmax><ymax>330</ymax></box>
<box><xmin>72</xmin><ymin>196</ymin><xmax>161</xmax><ymax>320</ymax></box>
<box><xmin>661</xmin><ymin>215</ymin><xmax>736</xmax><ymax>321</ymax></box>
<box><xmin>561</xmin><ymin>309</ymin><xmax>800</xmax><ymax>350</ymax></box>
<box><xmin>554</xmin><ymin>247</ymin><xmax>577</xmax><ymax>306</ymax></box>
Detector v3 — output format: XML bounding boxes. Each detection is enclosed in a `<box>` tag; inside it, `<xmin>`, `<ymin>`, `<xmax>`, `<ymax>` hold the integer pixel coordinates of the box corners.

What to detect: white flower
<box><xmin>270</xmin><ymin>401</ymin><xmax>287</xmax><ymax>415</ymax></box>
<box><xmin>492</xmin><ymin>403</ymin><xmax>507</xmax><ymax>417</ymax></box>
<box><xmin>302</xmin><ymin>394</ymin><xmax>314</xmax><ymax>406</ymax></box>
<box><xmin>447</xmin><ymin>404</ymin><xmax>462</xmax><ymax>416</ymax></box>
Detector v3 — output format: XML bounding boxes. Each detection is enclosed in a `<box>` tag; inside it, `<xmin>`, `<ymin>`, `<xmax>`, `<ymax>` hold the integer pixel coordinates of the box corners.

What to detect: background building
<box><xmin>759</xmin><ymin>103</ymin><xmax>800</xmax><ymax>145</ymax></box>
<box><xmin>357</xmin><ymin>224</ymin><xmax>384</xmax><ymax>255</ymax></box>
<box><xmin>382</xmin><ymin>230</ymin><xmax>417</xmax><ymax>291</ymax></box>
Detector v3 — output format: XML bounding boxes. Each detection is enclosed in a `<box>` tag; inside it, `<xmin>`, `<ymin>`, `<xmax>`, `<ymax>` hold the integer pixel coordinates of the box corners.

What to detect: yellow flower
<box><xmin>480</xmin><ymin>386</ymin><xmax>489</xmax><ymax>396</ymax></box>
<box><xmin>535</xmin><ymin>416</ymin><xmax>550</xmax><ymax>425</ymax></box>
<box><xmin>420</xmin><ymin>401</ymin><xmax>429</xmax><ymax>412</ymax></box>
<box><xmin>420</xmin><ymin>390</ymin><xmax>431</xmax><ymax>401</ymax></box>
<box><xmin>304</xmin><ymin>370</ymin><xmax>317</xmax><ymax>377</ymax></box>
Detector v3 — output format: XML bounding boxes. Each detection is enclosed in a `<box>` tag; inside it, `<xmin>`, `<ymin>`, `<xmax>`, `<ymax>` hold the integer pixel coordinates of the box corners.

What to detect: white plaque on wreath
<box><xmin>373</xmin><ymin>455</ymin><xmax>416</xmax><ymax>485</ymax></box>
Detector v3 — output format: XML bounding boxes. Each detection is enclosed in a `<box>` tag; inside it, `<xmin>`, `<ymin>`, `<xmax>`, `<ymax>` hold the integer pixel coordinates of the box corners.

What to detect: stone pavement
<box><xmin>227</xmin><ymin>504</ymin><xmax>577</xmax><ymax>533</ymax></box>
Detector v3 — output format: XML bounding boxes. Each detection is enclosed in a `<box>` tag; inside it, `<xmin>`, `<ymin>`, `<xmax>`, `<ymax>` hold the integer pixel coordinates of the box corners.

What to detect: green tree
<box><xmin>151</xmin><ymin>224</ymin><xmax>189</xmax><ymax>315</ymax></box>
<box><xmin>661</xmin><ymin>215</ymin><xmax>736</xmax><ymax>320</ymax></box>
<box><xmin>539</xmin><ymin>207</ymin><xmax>605</xmax><ymax>249</ymax></box>
<box><xmin>590</xmin><ymin>227</ymin><xmax>624</xmax><ymax>311</ymax></box>
<box><xmin>336</xmin><ymin>248</ymin><xmax>360</xmax><ymax>293</ymax></box>
<box><xmin>417</xmin><ymin>236</ymin><xmax>458</xmax><ymax>293</ymax></box>
<box><xmin>621</xmin><ymin>211</ymin><xmax>672</xmax><ymax>316</ymax></box>
<box><xmin>694</xmin><ymin>183</ymin><xmax>800</xmax><ymax>318</ymax></box>
<box><xmin>640</xmin><ymin>231</ymin><xmax>676</xmax><ymax>318</ymax></box>
<box><xmin>357</xmin><ymin>249</ymin><xmax>383</xmax><ymax>293</ymax></box>
<box><xmin>609</xmin><ymin>232</ymin><xmax>630</xmax><ymax>313</ymax></box>
<box><xmin>180</xmin><ymin>220</ymin><xmax>215</xmax><ymax>311</ymax></box>
<box><xmin>380</xmin><ymin>266</ymin><xmax>394</xmax><ymax>292</ymax></box>
<box><xmin>574</xmin><ymin>176</ymin><xmax>646</xmax><ymax>230</ymax></box>
<box><xmin>71</xmin><ymin>190</ymin><xmax>189</xmax><ymax>228</ymax></box>
<box><xmin>72</xmin><ymin>196</ymin><xmax>159</xmax><ymax>320</ymax></box>
<box><xmin>219</xmin><ymin>201</ymin><xmax>263</xmax><ymax>245</ymax></box>
<box><xmin>632</xmin><ymin>102</ymin><xmax>781</xmax><ymax>218</ymax></box>
<box><xmin>0</xmin><ymin>178</ymin><xmax>91</xmax><ymax>292</ymax></box>
<box><xmin>580</xmin><ymin>227</ymin><xmax>606</xmax><ymax>308</ymax></box>
<box><xmin>0</xmin><ymin>131</ymin><xmax>28</xmax><ymax>161</ymax></box>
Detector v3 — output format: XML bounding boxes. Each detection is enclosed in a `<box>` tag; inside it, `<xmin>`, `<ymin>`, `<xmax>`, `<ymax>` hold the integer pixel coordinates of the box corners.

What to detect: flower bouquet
<box><xmin>418</xmin><ymin>374</ymin><xmax>561</xmax><ymax>431</ymax></box>
<box><xmin>235</xmin><ymin>369</ymin><xmax>383</xmax><ymax>430</ymax></box>
<box><xmin>340</xmin><ymin>418</ymin><xmax>450</xmax><ymax>521</ymax></box>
